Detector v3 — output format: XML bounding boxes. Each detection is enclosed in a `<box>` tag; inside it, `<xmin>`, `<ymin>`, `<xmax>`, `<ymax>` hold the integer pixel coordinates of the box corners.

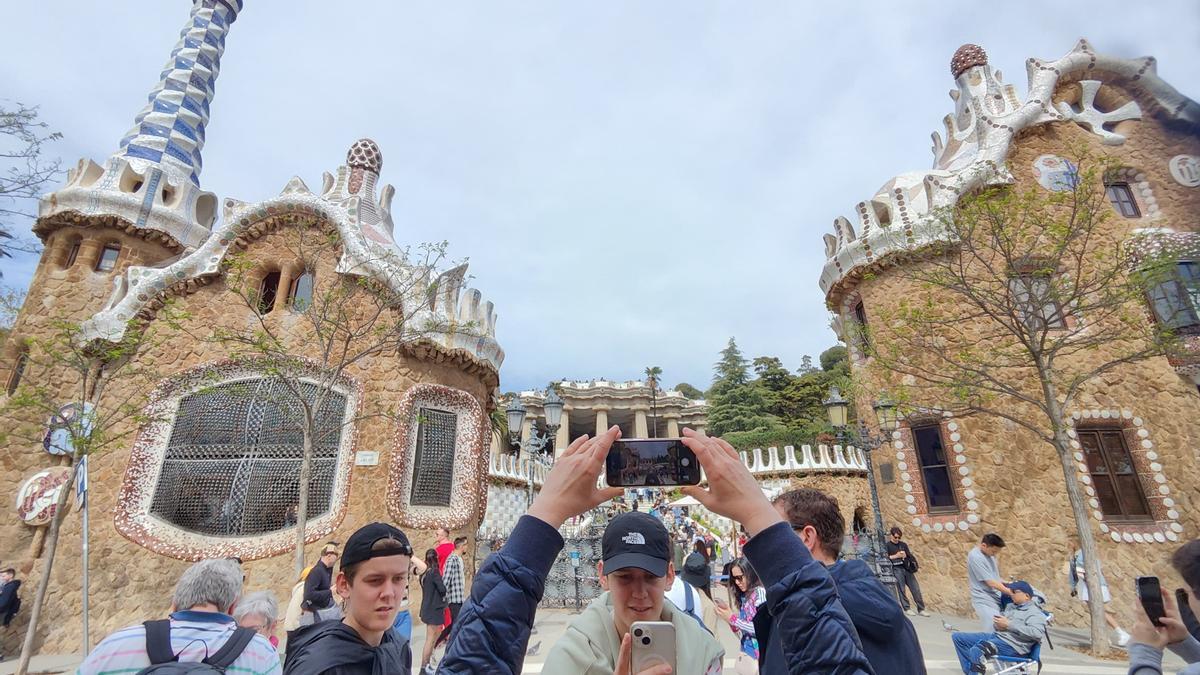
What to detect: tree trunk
<box><xmin>294</xmin><ymin>425</ymin><xmax>313</xmax><ymax>577</ymax></box>
<box><xmin>15</xmin><ymin>459</ymin><xmax>81</xmax><ymax>675</ymax></box>
<box><xmin>1045</xmin><ymin>394</ymin><xmax>1109</xmax><ymax>656</ymax></box>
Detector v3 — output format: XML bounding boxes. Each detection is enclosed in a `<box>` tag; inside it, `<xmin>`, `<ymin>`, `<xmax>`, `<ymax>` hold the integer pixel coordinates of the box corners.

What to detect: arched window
<box><xmin>289</xmin><ymin>270</ymin><xmax>314</xmax><ymax>311</ymax></box>
<box><xmin>147</xmin><ymin>378</ymin><xmax>349</xmax><ymax>537</ymax></box>
<box><xmin>410</xmin><ymin>408</ymin><xmax>458</xmax><ymax>506</ymax></box>
<box><xmin>96</xmin><ymin>243</ymin><xmax>121</xmax><ymax>272</ymax></box>
<box><xmin>258</xmin><ymin>271</ymin><xmax>281</xmax><ymax>315</ymax></box>
<box><xmin>6</xmin><ymin>349</ymin><xmax>28</xmax><ymax>396</ymax></box>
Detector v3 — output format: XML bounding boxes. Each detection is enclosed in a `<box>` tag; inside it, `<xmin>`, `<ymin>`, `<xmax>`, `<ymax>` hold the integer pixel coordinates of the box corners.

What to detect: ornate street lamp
<box><xmin>506</xmin><ymin>390</ymin><xmax>562</xmax><ymax>507</ymax></box>
<box><xmin>825</xmin><ymin>385</ymin><xmax>903</xmax><ymax>602</ymax></box>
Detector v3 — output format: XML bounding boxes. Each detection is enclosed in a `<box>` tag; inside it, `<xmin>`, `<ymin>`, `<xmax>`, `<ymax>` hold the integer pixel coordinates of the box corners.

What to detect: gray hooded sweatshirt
<box><xmin>542</xmin><ymin>591</ymin><xmax>725</xmax><ymax>675</ymax></box>
<box><xmin>996</xmin><ymin>601</ymin><xmax>1048</xmax><ymax>655</ymax></box>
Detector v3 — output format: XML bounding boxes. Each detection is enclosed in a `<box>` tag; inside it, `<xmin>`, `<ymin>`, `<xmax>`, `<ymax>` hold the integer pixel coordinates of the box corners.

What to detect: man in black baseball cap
<box><xmin>284</xmin><ymin>522</ymin><xmax>414</xmax><ymax>674</ymax></box>
<box><xmin>544</xmin><ymin>511</ymin><xmax>724</xmax><ymax>674</ymax></box>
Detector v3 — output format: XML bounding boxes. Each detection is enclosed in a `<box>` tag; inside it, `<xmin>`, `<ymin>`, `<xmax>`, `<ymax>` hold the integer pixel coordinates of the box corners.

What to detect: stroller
<box><xmin>984</xmin><ymin>585</ymin><xmax>1053</xmax><ymax>674</ymax></box>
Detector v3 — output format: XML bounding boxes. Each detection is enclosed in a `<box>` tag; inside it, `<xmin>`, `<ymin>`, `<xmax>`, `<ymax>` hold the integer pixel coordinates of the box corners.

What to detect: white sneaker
<box><xmin>905</xmin><ymin>608</ymin><xmax>917</xmax><ymax>616</ymax></box>
<box><xmin>919</xmin><ymin>609</ymin><xmax>932</xmax><ymax>617</ymax></box>
<box><xmin>1116</xmin><ymin>628</ymin><xmax>1131</xmax><ymax>647</ymax></box>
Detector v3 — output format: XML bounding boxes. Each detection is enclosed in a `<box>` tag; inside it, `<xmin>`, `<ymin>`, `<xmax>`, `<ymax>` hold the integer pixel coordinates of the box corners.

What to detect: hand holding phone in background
<box><xmin>1131</xmin><ymin>576</ymin><xmax>1190</xmax><ymax>649</ymax></box>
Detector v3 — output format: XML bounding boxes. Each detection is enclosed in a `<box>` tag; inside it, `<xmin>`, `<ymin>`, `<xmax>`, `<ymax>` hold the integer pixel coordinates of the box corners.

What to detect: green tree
<box><xmin>644</xmin><ymin>366</ymin><xmax>662</xmax><ymax>437</ymax></box>
<box><xmin>673</xmin><ymin>382</ymin><xmax>704</xmax><ymax>400</ymax></box>
<box><xmin>707</xmin><ymin>338</ymin><xmax>780</xmax><ymax>436</ymax></box>
<box><xmin>819</xmin><ymin>345</ymin><xmax>848</xmax><ymax>372</ymax></box>
<box><xmin>1</xmin><ymin>308</ymin><xmax>184</xmax><ymax>674</ymax></box>
<box><xmin>869</xmin><ymin>152</ymin><xmax>1176</xmax><ymax>656</ymax></box>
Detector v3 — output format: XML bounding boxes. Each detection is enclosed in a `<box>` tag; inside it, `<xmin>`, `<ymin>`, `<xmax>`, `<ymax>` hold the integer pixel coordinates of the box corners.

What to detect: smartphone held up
<box><xmin>605</xmin><ymin>439</ymin><xmax>700</xmax><ymax>488</ymax></box>
<box><xmin>1138</xmin><ymin>575</ymin><xmax>1167</xmax><ymax>627</ymax></box>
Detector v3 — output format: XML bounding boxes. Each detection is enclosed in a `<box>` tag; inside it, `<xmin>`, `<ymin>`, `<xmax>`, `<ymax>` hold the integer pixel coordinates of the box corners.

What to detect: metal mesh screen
<box><xmin>410</xmin><ymin>407</ymin><xmax>457</xmax><ymax>506</ymax></box>
<box><xmin>149</xmin><ymin>378</ymin><xmax>348</xmax><ymax>537</ymax></box>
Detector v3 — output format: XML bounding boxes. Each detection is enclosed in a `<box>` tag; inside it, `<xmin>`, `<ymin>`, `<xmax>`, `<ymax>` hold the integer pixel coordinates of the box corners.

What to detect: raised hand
<box><xmin>679</xmin><ymin>429</ymin><xmax>783</xmax><ymax>537</ymax></box>
<box><xmin>527</xmin><ymin>426</ymin><xmax>624</xmax><ymax>529</ymax></box>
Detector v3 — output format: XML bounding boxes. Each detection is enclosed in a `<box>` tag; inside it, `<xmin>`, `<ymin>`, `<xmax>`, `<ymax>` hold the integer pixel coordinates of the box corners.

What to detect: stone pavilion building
<box><xmin>0</xmin><ymin>0</ymin><xmax>502</xmax><ymax>654</ymax></box>
<box><xmin>819</xmin><ymin>41</ymin><xmax>1200</xmax><ymax>627</ymax></box>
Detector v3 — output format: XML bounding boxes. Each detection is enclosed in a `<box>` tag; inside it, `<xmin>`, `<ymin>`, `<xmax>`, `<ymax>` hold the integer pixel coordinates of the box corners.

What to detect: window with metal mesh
<box><xmin>410</xmin><ymin>408</ymin><xmax>457</xmax><ymax>506</ymax></box>
<box><xmin>149</xmin><ymin>378</ymin><xmax>348</xmax><ymax>537</ymax></box>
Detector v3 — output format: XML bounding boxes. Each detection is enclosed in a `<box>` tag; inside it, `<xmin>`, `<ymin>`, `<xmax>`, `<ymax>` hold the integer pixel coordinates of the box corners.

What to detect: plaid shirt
<box><xmin>443</xmin><ymin>552</ymin><xmax>466</xmax><ymax>604</ymax></box>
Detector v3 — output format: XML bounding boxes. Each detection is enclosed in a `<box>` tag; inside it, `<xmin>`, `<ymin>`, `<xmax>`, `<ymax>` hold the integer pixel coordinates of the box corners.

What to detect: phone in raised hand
<box><xmin>1138</xmin><ymin>576</ymin><xmax>1166</xmax><ymax>627</ymax></box>
<box><xmin>605</xmin><ymin>439</ymin><xmax>700</xmax><ymax>488</ymax></box>
<box><xmin>630</xmin><ymin>621</ymin><xmax>676</xmax><ymax>672</ymax></box>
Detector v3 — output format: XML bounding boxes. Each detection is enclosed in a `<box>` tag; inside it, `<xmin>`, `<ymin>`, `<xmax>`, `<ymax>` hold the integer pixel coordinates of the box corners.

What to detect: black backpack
<box><xmin>135</xmin><ymin>620</ymin><xmax>257</xmax><ymax>674</ymax></box>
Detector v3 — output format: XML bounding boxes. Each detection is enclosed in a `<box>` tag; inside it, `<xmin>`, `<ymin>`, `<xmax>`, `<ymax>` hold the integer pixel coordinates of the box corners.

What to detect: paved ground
<box><xmin>1</xmin><ymin>609</ymin><xmax>1187</xmax><ymax>674</ymax></box>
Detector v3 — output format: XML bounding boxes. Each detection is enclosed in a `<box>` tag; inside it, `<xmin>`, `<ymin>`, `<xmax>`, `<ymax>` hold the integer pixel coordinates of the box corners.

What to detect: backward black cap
<box><xmin>340</xmin><ymin>522</ymin><xmax>412</xmax><ymax>570</ymax></box>
<box><xmin>602</xmin><ymin>511</ymin><xmax>670</xmax><ymax>577</ymax></box>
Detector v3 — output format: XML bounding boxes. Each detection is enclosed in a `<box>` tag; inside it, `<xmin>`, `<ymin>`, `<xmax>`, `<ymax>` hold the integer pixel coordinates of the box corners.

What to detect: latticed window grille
<box><xmin>149</xmin><ymin>378</ymin><xmax>348</xmax><ymax>537</ymax></box>
<box><xmin>410</xmin><ymin>408</ymin><xmax>457</xmax><ymax>506</ymax></box>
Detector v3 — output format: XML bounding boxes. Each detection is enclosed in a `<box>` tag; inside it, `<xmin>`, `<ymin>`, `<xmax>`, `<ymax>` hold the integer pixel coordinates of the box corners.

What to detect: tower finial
<box><xmin>118</xmin><ymin>0</ymin><xmax>243</xmax><ymax>186</ymax></box>
<box><xmin>951</xmin><ymin>44</ymin><xmax>988</xmax><ymax>79</ymax></box>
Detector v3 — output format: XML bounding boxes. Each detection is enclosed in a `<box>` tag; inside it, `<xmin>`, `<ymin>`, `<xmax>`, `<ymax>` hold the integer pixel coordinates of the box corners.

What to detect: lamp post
<box><xmin>824</xmin><ymin>386</ymin><xmax>901</xmax><ymax>596</ymax></box>
<box><xmin>506</xmin><ymin>389</ymin><xmax>563</xmax><ymax>507</ymax></box>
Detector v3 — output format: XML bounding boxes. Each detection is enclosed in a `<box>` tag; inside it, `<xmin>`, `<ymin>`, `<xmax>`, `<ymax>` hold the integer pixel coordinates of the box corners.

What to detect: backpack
<box><xmin>136</xmin><ymin>620</ymin><xmax>257</xmax><ymax>674</ymax></box>
<box><xmin>678</xmin><ymin>580</ymin><xmax>712</xmax><ymax>635</ymax></box>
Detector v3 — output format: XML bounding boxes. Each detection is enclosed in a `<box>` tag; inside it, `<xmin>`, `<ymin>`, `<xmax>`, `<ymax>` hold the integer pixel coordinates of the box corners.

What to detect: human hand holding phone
<box><xmin>679</xmin><ymin>429</ymin><xmax>783</xmax><ymax>537</ymax></box>
<box><xmin>527</xmin><ymin>427</ymin><xmax>624</xmax><ymax>529</ymax></box>
<box><xmin>1132</xmin><ymin>580</ymin><xmax>1188</xmax><ymax>648</ymax></box>
<box><xmin>614</xmin><ymin>632</ymin><xmax>673</xmax><ymax>675</ymax></box>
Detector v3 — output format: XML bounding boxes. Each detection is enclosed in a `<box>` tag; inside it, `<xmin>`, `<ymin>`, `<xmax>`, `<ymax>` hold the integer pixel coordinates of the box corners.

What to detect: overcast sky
<box><xmin>2</xmin><ymin>2</ymin><xmax>1197</xmax><ymax>393</ymax></box>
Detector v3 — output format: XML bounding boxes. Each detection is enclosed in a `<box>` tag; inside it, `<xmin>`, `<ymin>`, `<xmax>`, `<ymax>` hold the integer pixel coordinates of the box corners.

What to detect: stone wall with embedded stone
<box><xmin>843</xmin><ymin>86</ymin><xmax>1200</xmax><ymax>630</ymax></box>
<box><xmin>0</xmin><ymin>223</ymin><xmax>493</xmax><ymax>655</ymax></box>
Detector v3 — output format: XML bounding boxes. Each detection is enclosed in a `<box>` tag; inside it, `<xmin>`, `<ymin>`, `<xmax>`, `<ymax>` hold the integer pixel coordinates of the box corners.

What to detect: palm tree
<box><xmin>644</xmin><ymin>366</ymin><xmax>662</xmax><ymax>437</ymax></box>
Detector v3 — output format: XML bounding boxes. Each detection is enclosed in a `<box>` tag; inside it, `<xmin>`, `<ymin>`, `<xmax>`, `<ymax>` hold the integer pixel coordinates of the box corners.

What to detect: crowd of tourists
<box><xmin>57</xmin><ymin>425</ymin><xmax>1200</xmax><ymax>674</ymax></box>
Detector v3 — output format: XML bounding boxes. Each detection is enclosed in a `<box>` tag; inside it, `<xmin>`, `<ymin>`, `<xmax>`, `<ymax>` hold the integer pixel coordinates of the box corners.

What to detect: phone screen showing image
<box><xmin>605</xmin><ymin>439</ymin><xmax>700</xmax><ymax>488</ymax></box>
<box><xmin>1138</xmin><ymin>576</ymin><xmax>1166</xmax><ymax>627</ymax></box>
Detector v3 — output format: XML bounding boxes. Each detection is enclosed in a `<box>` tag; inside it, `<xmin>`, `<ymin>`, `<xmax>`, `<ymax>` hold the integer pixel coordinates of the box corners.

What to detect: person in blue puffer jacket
<box><xmin>437</xmin><ymin>427</ymin><xmax>874</xmax><ymax>675</ymax></box>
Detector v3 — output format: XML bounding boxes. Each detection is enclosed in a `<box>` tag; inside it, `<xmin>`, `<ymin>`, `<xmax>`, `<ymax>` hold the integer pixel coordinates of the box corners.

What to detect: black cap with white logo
<box><xmin>602</xmin><ymin>511</ymin><xmax>670</xmax><ymax>577</ymax></box>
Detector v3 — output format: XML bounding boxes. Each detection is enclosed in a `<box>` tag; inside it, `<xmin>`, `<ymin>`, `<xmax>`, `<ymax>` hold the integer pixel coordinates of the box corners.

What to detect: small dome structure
<box><xmin>950</xmin><ymin>44</ymin><xmax>988</xmax><ymax>78</ymax></box>
<box><xmin>346</xmin><ymin>138</ymin><xmax>383</xmax><ymax>174</ymax></box>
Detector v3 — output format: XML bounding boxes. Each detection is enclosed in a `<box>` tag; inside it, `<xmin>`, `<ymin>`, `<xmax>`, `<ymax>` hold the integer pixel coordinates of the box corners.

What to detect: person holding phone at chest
<box><xmin>1128</xmin><ymin>539</ymin><xmax>1200</xmax><ymax>675</ymax></box>
<box><xmin>543</xmin><ymin>510</ymin><xmax>725</xmax><ymax>675</ymax></box>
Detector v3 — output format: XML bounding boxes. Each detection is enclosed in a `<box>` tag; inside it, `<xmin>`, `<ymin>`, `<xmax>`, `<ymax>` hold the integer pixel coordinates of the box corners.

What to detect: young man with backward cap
<box><xmin>284</xmin><ymin>522</ymin><xmax>414</xmax><ymax>674</ymax></box>
<box><xmin>542</xmin><ymin>511</ymin><xmax>725</xmax><ymax>674</ymax></box>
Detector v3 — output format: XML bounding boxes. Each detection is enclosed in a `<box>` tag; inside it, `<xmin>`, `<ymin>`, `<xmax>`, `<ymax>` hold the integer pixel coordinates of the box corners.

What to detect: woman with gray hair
<box><xmin>235</xmin><ymin>590</ymin><xmax>281</xmax><ymax>649</ymax></box>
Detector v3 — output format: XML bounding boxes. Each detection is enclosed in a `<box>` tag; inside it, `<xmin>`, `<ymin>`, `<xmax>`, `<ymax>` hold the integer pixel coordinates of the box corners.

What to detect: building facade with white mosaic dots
<box><xmin>0</xmin><ymin>0</ymin><xmax>503</xmax><ymax>654</ymax></box>
<box><xmin>819</xmin><ymin>41</ymin><xmax>1200</xmax><ymax>626</ymax></box>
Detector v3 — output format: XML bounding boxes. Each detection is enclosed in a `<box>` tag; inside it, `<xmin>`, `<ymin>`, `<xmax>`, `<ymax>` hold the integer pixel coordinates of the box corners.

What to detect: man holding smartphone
<box><xmin>1129</xmin><ymin>539</ymin><xmax>1200</xmax><ymax>675</ymax></box>
<box><xmin>542</xmin><ymin>511</ymin><xmax>725</xmax><ymax>674</ymax></box>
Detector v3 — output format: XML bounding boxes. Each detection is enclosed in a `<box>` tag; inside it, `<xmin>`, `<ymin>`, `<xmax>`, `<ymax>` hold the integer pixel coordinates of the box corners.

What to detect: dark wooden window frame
<box><xmin>258</xmin><ymin>270</ymin><xmax>281</xmax><ymax>315</ymax></box>
<box><xmin>6</xmin><ymin>349</ymin><xmax>28</xmax><ymax>396</ymax></box>
<box><xmin>1076</xmin><ymin>426</ymin><xmax>1153</xmax><ymax>522</ymax></box>
<box><xmin>1105</xmin><ymin>182</ymin><xmax>1141</xmax><ymax>218</ymax></box>
<box><xmin>95</xmin><ymin>243</ymin><xmax>122</xmax><ymax>272</ymax></box>
<box><xmin>852</xmin><ymin>300</ymin><xmax>871</xmax><ymax>356</ymax></box>
<box><xmin>910</xmin><ymin>423</ymin><xmax>960</xmax><ymax>514</ymax></box>
<box><xmin>288</xmin><ymin>270</ymin><xmax>315</xmax><ymax>312</ymax></box>
<box><xmin>1146</xmin><ymin>260</ymin><xmax>1200</xmax><ymax>336</ymax></box>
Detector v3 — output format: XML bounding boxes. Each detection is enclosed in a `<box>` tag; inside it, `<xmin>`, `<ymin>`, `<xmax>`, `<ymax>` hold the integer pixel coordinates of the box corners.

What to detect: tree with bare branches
<box><xmin>864</xmin><ymin>151</ymin><xmax>1179</xmax><ymax>655</ymax></box>
<box><xmin>0</xmin><ymin>102</ymin><xmax>61</xmax><ymax>268</ymax></box>
<box><xmin>210</xmin><ymin>220</ymin><xmax>478</xmax><ymax>576</ymax></box>
<box><xmin>0</xmin><ymin>306</ymin><xmax>185</xmax><ymax>675</ymax></box>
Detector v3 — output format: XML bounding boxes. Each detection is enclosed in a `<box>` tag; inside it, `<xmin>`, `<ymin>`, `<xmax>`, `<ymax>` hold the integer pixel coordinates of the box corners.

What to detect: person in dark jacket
<box><xmin>284</xmin><ymin>523</ymin><xmax>413</xmax><ymax>674</ymax></box>
<box><xmin>0</xmin><ymin>568</ymin><xmax>21</xmax><ymax>627</ymax></box>
<box><xmin>436</xmin><ymin>427</ymin><xmax>873</xmax><ymax>675</ymax></box>
<box><xmin>418</xmin><ymin>548</ymin><xmax>447</xmax><ymax>674</ymax></box>
<box><xmin>683</xmin><ymin>539</ymin><xmax>713</xmax><ymax>599</ymax></box>
<box><xmin>764</xmin><ymin>488</ymin><xmax>924</xmax><ymax>675</ymax></box>
<box><xmin>300</xmin><ymin>542</ymin><xmax>340</xmax><ymax>626</ymax></box>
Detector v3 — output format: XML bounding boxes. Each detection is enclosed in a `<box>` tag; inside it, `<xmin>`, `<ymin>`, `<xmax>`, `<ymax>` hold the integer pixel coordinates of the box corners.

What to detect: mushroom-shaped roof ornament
<box><xmin>950</xmin><ymin>44</ymin><xmax>989</xmax><ymax>78</ymax></box>
<box><xmin>346</xmin><ymin>138</ymin><xmax>383</xmax><ymax>174</ymax></box>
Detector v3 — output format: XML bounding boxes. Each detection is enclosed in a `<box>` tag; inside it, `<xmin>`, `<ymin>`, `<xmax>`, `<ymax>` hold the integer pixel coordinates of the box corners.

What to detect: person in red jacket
<box><xmin>434</xmin><ymin>527</ymin><xmax>454</xmax><ymax>630</ymax></box>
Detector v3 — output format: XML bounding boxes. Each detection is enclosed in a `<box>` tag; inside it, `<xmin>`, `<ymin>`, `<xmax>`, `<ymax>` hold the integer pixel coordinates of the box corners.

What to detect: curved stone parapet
<box><xmin>487</xmin><ymin>452</ymin><xmax>550</xmax><ymax>486</ymax></box>
<box><xmin>77</xmin><ymin>142</ymin><xmax>505</xmax><ymax>379</ymax></box>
